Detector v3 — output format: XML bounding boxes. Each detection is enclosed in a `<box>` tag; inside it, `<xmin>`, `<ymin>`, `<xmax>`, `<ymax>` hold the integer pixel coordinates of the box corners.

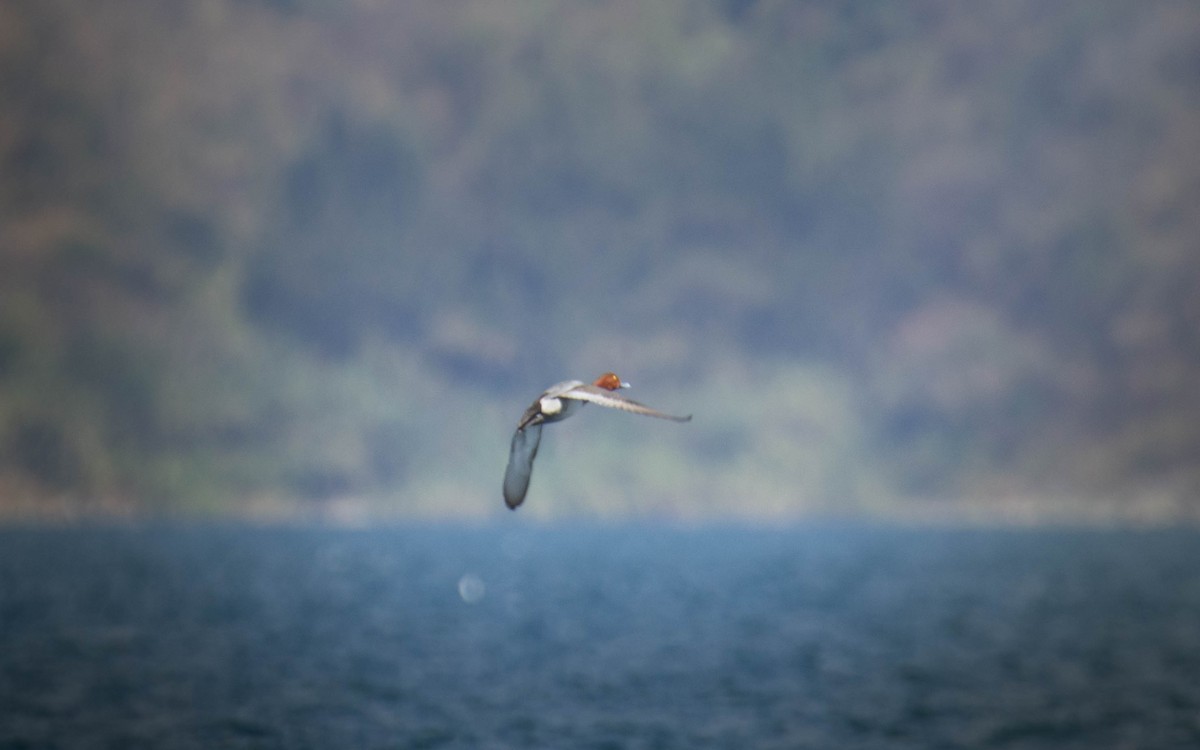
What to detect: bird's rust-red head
<box><xmin>592</xmin><ymin>372</ymin><xmax>626</xmax><ymax>391</ymax></box>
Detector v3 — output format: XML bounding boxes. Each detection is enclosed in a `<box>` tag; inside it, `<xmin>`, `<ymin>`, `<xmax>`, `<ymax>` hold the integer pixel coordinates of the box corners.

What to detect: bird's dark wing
<box><xmin>516</xmin><ymin>400</ymin><xmax>545</xmax><ymax>431</ymax></box>
<box><xmin>503</xmin><ymin>424</ymin><xmax>543</xmax><ymax>509</ymax></box>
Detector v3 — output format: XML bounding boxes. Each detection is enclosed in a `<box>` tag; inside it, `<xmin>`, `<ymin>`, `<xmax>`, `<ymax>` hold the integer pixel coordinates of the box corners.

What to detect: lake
<box><xmin>2</xmin><ymin>524</ymin><xmax>1198</xmax><ymax>749</ymax></box>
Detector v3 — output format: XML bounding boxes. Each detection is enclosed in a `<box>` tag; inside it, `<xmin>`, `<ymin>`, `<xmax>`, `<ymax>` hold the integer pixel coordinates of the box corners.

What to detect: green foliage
<box><xmin>1</xmin><ymin>0</ymin><xmax>1198</xmax><ymax>520</ymax></box>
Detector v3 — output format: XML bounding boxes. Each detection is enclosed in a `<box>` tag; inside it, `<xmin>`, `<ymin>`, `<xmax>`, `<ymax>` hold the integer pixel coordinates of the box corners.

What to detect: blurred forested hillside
<box><xmin>2</xmin><ymin>0</ymin><xmax>1199</xmax><ymax>522</ymax></box>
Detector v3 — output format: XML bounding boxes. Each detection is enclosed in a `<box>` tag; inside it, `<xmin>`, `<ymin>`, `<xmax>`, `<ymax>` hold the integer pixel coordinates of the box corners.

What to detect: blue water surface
<box><xmin>1</xmin><ymin>524</ymin><xmax>1199</xmax><ymax>749</ymax></box>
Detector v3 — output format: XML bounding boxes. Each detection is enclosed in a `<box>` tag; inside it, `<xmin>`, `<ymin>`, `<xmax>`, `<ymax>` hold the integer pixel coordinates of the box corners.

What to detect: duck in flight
<box><xmin>503</xmin><ymin>372</ymin><xmax>692</xmax><ymax>509</ymax></box>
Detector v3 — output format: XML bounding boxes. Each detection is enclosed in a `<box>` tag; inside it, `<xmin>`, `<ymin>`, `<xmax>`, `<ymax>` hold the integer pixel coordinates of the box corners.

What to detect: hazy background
<box><xmin>2</xmin><ymin>0</ymin><xmax>1198</xmax><ymax>523</ymax></box>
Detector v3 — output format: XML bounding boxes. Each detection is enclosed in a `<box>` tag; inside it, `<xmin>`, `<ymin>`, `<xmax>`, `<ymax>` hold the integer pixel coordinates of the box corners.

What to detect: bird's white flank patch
<box><xmin>540</xmin><ymin>396</ymin><xmax>563</xmax><ymax>415</ymax></box>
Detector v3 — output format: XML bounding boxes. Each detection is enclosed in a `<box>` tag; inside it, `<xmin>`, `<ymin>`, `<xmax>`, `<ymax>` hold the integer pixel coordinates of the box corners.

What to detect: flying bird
<box><xmin>503</xmin><ymin>372</ymin><xmax>692</xmax><ymax>509</ymax></box>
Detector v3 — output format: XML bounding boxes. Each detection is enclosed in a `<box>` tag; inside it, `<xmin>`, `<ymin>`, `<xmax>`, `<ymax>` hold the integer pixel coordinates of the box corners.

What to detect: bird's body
<box><xmin>503</xmin><ymin>372</ymin><xmax>691</xmax><ymax>509</ymax></box>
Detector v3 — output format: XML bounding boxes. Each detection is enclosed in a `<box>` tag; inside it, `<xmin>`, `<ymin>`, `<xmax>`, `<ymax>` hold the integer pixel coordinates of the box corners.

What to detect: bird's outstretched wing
<box><xmin>503</xmin><ymin>424</ymin><xmax>543</xmax><ymax>509</ymax></box>
<box><xmin>561</xmin><ymin>386</ymin><xmax>692</xmax><ymax>422</ymax></box>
